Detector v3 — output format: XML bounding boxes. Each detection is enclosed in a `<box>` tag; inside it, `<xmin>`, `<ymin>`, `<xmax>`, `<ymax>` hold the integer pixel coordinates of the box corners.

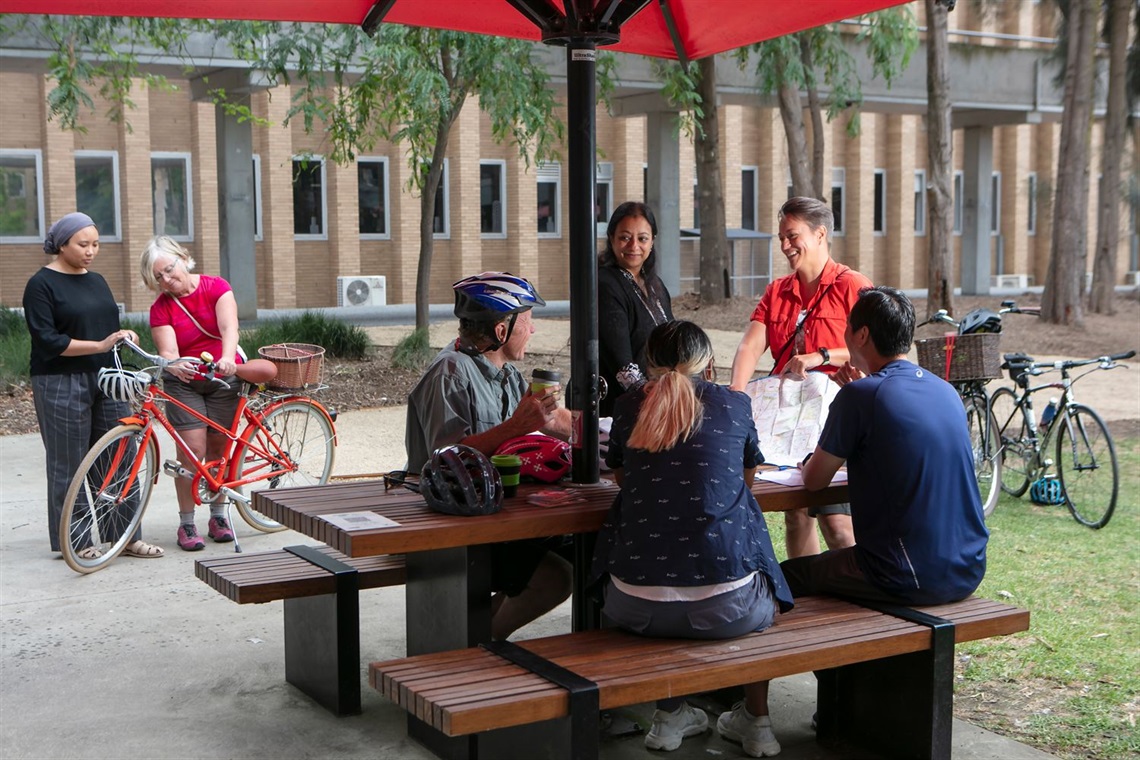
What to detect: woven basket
<box><xmin>257</xmin><ymin>343</ymin><xmax>325</xmax><ymax>390</ymax></box>
<box><xmin>915</xmin><ymin>333</ymin><xmax>1001</xmax><ymax>382</ymax></box>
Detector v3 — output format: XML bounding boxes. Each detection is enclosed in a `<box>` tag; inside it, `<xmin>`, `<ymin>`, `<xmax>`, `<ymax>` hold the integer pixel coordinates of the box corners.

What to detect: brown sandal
<box><xmin>122</xmin><ymin>540</ymin><xmax>165</xmax><ymax>558</ymax></box>
<box><xmin>77</xmin><ymin>546</ymin><xmax>103</xmax><ymax>560</ymax></box>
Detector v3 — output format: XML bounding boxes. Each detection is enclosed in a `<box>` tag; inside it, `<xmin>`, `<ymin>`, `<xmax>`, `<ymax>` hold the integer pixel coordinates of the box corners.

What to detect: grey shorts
<box><xmin>162</xmin><ymin>375</ymin><xmax>241</xmax><ymax>432</ymax></box>
<box><xmin>808</xmin><ymin>501</ymin><xmax>851</xmax><ymax>518</ymax></box>
<box><xmin>601</xmin><ymin>573</ymin><xmax>777</xmax><ymax>640</ymax></box>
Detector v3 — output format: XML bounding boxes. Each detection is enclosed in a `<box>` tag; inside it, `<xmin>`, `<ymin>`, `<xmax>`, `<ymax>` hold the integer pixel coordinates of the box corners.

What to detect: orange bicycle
<box><xmin>59</xmin><ymin>339</ymin><xmax>337</xmax><ymax>573</ymax></box>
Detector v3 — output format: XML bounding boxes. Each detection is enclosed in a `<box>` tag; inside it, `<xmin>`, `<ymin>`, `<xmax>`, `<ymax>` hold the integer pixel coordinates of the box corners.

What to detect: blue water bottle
<box><xmin>1039</xmin><ymin>398</ymin><xmax>1058</xmax><ymax>431</ymax></box>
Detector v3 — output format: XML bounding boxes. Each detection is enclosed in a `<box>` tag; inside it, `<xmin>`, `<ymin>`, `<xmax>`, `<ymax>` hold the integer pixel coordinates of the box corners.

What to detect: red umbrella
<box><xmin>11</xmin><ymin>0</ymin><xmax>910</xmax><ymax>483</ymax></box>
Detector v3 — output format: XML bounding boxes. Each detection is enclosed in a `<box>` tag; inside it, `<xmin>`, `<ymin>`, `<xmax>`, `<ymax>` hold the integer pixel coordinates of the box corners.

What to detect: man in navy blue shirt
<box><xmin>787</xmin><ymin>286</ymin><xmax>988</xmax><ymax>606</ymax></box>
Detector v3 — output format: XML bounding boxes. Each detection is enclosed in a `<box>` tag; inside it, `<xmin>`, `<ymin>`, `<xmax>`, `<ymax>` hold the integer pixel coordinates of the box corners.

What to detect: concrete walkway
<box><xmin>2</xmin><ymin>316</ymin><xmax>1112</xmax><ymax>759</ymax></box>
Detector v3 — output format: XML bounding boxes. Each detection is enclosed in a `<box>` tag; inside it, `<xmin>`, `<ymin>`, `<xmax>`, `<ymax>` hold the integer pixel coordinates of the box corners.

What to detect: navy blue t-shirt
<box><xmin>819</xmin><ymin>360</ymin><xmax>988</xmax><ymax>605</ymax></box>
<box><xmin>591</xmin><ymin>381</ymin><xmax>793</xmax><ymax>613</ymax></box>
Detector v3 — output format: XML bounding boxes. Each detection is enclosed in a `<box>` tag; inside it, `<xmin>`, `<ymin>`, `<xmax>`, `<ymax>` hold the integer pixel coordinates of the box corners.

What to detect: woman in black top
<box><xmin>597</xmin><ymin>201</ymin><xmax>673</xmax><ymax>417</ymax></box>
<box><xmin>23</xmin><ymin>212</ymin><xmax>163</xmax><ymax>559</ymax></box>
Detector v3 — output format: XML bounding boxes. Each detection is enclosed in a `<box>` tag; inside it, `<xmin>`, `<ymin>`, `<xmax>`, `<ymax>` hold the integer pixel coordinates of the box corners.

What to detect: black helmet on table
<box><xmin>420</xmin><ymin>444</ymin><xmax>503</xmax><ymax>516</ymax></box>
<box><xmin>453</xmin><ymin>272</ymin><xmax>545</xmax><ymax>352</ymax></box>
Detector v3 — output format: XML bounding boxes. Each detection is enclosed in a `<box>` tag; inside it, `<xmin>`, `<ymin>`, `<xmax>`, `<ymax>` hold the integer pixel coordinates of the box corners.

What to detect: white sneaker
<box><xmin>716</xmin><ymin>701</ymin><xmax>781</xmax><ymax>757</ymax></box>
<box><xmin>645</xmin><ymin>702</ymin><xmax>709</xmax><ymax>751</ymax></box>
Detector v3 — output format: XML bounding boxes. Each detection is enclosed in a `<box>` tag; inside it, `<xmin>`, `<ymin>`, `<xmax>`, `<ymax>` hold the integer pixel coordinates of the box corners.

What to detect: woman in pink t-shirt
<box><xmin>139</xmin><ymin>236</ymin><xmax>243</xmax><ymax>551</ymax></box>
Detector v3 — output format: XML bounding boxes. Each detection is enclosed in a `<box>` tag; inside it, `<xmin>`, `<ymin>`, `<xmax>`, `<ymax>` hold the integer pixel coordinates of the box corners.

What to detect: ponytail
<box><xmin>626</xmin><ymin>369</ymin><xmax>703</xmax><ymax>452</ymax></box>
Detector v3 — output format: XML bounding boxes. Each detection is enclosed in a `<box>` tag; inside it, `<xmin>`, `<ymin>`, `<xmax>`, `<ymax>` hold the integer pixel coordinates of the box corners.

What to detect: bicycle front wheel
<box><xmin>233</xmin><ymin>399</ymin><xmax>336</xmax><ymax>532</ymax></box>
<box><xmin>60</xmin><ymin>424</ymin><xmax>158</xmax><ymax>574</ymax></box>
<box><xmin>963</xmin><ymin>395</ymin><xmax>1001</xmax><ymax>518</ymax></box>
<box><xmin>990</xmin><ymin>387</ymin><xmax>1034</xmax><ymax>497</ymax></box>
<box><xmin>1056</xmin><ymin>404</ymin><xmax>1117</xmax><ymax>529</ymax></box>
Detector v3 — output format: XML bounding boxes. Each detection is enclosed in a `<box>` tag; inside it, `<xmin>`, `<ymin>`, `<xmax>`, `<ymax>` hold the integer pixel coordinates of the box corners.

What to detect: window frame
<box><xmin>953</xmin><ymin>170</ymin><xmax>964</xmax><ymax>236</ymax></box>
<box><xmin>433</xmin><ymin>158</ymin><xmax>451</xmax><ymax>240</ymax></box>
<box><xmin>595</xmin><ymin>161</ymin><xmax>613</xmax><ymax>238</ymax></box>
<box><xmin>741</xmin><ymin>166</ymin><xmax>758</xmax><ymax>231</ymax></box>
<box><xmin>914</xmin><ymin>169</ymin><xmax>927</xmax><ymax>237</ymax></box>
<box><xmin>357</xmin><ymin>156</ymin><xmax>391</xmax><ymax>241</ymax></box>
<box><xmin>252</xmin><ymin>154</ymin><xmax>264</xmax><ymax>242</ymax></box>
<box><xmin>991</xmin><ymin>171</ymin><xmax>1002</xmax><ymax>235</ymax></box>
<box><xmin>150</xmin><ymin>151</ymin><xmax>194</xmax><ymax>242</ymax></box>
<box><xmin>537</xmin><ymin>161</ymin><xmax>561</xmax><ymax>239</ymax></box>
<box><xmin>0</xmin><ymin>148</ymin><xmax>45</xmax><ymax>244</ymax></box>
<box><xmin>292</xmin><ymin>154</ymin><xmax>328</xmax><ymax>241</ymax></box>
<box><xmin>479</xmin><ymin>159</ymin><xmax>508</xmax><ymax>239</ymax></box>
<box><xmin>1027</xmin><ymin>172</ymin><xmax>1037</xmax><ymax>237</ymax></box>
<box><xmin>831</xmin><ymin>168</ymin><xmax>846</xmax><ymax>236</ymax></box>
<box><xmin>873</xmin><ymin>169</ymin><xmax>886</xmax><ymax>236</ymax></box>
<box><xmin>74</xmin><ymin>149</ymin><xmax>122</xmax><ymax>243</ymax></box>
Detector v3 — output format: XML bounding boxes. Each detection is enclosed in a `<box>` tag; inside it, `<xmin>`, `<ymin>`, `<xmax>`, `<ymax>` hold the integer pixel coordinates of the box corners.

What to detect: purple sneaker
<box><xmin>207</xmin><ymin>516</ymin><xmax>235</xmax><ymax>543</ymax></box>
<box><xmin>177</xmin><ymin>524</ymin><xmax>205</xmax><ymax>551</ymax></box>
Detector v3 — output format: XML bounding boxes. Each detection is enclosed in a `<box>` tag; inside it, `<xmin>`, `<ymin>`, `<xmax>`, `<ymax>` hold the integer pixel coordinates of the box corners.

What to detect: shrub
<box><xmin>0</xmin><ymin>307</ymin><xmax>29</xmax><ymax>385</ymax></box>
<box><xmin>392</xmin><ymin>328</ymin><xmax>432</xmax><ymax>370</ymax></box>
<box><xmin>242</xmin><ymin>311</ymin><xmax>371</xmax><ymax>360</ymax></box>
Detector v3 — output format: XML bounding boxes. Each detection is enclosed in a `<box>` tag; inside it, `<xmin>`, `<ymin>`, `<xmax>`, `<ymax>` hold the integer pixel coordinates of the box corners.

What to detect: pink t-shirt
<box><xmin>149</xmin><ymin>275</ymin><xmax>242</xmax><ymax>366</ymax></box>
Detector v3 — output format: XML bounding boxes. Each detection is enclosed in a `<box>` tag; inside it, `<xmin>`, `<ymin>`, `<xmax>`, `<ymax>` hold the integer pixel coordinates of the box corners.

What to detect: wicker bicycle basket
<box><xmin>257</xmin><ymin>343</ymin><xmax>326</xmax><ymax>390</ymax></box>
<box><xmin>915</xmin><ymin>333</ymin><xmax>1001</xmax><ymax>382</ymax></box>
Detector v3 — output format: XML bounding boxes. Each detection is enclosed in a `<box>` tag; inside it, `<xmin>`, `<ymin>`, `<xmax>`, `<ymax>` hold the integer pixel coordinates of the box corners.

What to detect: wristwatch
<box><xmin>818</xmin><ymin>347</ymin><xmax>832</xmax><ymax>366</ymax></box>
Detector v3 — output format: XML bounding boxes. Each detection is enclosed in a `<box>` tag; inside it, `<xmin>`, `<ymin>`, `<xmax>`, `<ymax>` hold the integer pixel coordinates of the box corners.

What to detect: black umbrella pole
<box><xmin>566</xmin><ymin>41</ymin><xmax>599</xmax><ymax>484</ymax></box>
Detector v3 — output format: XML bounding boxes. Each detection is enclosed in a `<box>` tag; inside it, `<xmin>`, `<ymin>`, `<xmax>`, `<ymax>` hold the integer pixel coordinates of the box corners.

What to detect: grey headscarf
<box><xmin>43</xmin><ymin>212</ymin><xmax>96</xmax><ymax>254</ymax></box>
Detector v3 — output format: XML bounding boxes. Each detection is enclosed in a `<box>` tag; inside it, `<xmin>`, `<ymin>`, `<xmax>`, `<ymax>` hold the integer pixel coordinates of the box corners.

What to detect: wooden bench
<box><xmin>196</xmin><ymin>544</ymin><xmax>406</xmax><ymax>716</ymax></box>
<box><xmin>370</xmin><ymin>595</ymin><xmax>1029</xmax><ymax>760</ymax></box>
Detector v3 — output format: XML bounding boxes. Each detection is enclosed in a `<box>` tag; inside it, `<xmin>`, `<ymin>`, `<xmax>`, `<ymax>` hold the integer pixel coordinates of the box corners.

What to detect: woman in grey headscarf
<box><xmin>23</xmin><ymin>212</ymin><xmax>164</xmax><ymax>560</ymax></box>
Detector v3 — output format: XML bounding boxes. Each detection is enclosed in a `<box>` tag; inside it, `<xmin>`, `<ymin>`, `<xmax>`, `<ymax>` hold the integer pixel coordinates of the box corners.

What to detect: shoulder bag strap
<box><xmin>169</xmin><ymin>294</ymin><xmax>222</xmax><ymax>341</ymax></box>
<box><xmin>766</xmin><ymin>272</ymin><xmax>846</xmax><ymax>377</ymax></box>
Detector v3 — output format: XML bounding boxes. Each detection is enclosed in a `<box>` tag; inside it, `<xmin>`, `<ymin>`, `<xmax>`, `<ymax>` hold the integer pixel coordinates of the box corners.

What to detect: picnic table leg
<box><xmin>405</xmin><ymin>545</ymin><xmax>494</xmax><ymax>760</ymax></box>
<box><xmin>816</xmin><ymin>606</ymin><xmax>955</xmax><ymax>760</ymax></box>
<box><xmin>571</xmin><ymin>532</ymin><xmax>600</xmax><ymax>632</ymax></box>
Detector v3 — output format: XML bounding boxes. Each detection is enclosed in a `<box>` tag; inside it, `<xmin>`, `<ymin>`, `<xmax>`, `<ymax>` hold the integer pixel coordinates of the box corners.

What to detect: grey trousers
<box><xmin>32</xmin><ymin>372</ymin><xmax>134</xmax><ymax>552</ymax></box>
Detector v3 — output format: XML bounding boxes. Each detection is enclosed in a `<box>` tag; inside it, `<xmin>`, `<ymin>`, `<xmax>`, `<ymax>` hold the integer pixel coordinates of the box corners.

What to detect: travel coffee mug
<box><xmin>490</xmin><ymin>454</ymin><xmax>522</xmax><ymax>498</ymax></box>
<box><xmin>531</xmin><ymin>368</ymin><xmax>561</xmax><ymax>395</ymax></box>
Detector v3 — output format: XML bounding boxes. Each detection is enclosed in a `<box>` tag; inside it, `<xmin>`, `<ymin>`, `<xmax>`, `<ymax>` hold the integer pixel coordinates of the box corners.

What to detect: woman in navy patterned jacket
<box><xmin>591</xmin><ymin>320</ymin><xmax>792</xmax><ymax>758</ymax></box>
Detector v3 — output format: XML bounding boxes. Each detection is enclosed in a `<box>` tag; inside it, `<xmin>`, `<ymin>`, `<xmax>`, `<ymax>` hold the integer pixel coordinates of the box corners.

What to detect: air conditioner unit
<box><xmin>337</xmin><ymin>276</ymin><xmax>386</xmax><ymax>307</ymax></box>
<box><xmin>990</xmin><ymin>274</ymin><xmax>1032</xmax><ymax>290</ymax></box>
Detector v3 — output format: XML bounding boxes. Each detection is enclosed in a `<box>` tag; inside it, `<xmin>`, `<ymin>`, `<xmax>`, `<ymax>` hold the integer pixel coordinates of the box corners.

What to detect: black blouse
<box><xmin>597</xmin><ymin>264</ymin><xmax>673</xmax><ymax>418</ymax></box>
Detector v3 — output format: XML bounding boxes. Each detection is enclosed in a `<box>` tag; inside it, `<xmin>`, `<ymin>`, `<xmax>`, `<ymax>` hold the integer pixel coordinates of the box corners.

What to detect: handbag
<box><xmin>168</xmin><ymin>294</ymin><xmax>247</xmax><ymax>362</ymax></box>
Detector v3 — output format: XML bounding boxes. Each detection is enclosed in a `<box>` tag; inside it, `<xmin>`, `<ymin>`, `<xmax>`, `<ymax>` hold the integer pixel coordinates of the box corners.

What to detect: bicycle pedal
<box><xmin>163</xmin><ymin>460</ymin><xmax>195</xmax><ymax>479</ymax></box>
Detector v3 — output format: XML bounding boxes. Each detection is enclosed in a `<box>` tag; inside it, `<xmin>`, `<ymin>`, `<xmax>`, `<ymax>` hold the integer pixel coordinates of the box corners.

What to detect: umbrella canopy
<box><xmin>12</xmin><ymin>1</ymin><xmax>908</xmax><ymax>62</ymax></box>
<box><xmin>10</xmin><ymin>0</ymin><xmax>911</xmax><ymax>483</ymax></box>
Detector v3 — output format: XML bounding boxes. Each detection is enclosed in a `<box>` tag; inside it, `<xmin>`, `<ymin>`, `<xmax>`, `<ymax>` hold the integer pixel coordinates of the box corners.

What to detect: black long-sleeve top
<box><xmin>23</xmin><ymin>267</ymin><xmax>121</xmax><ymax>376</ymax></box>
<box><xmin>597</xmin><ymin>264</ymin><xmax>673</xmax><ymax>418</ymax></box>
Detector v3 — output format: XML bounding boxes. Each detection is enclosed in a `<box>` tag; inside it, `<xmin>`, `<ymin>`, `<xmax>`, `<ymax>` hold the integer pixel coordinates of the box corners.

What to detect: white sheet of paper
<box><xmin>320</xmin><ymin>511</ymin><xmax>401</xmax><ymax>531</ymax></box>
<box><xmin>744</xmin><ymin>374</ymin><xmax>839</xmax><ymax>466</ymax></box>
<box><xmin>755</xmin><ymin>469</ymin><xmax>848</xmax><ymax>487</ymax></box>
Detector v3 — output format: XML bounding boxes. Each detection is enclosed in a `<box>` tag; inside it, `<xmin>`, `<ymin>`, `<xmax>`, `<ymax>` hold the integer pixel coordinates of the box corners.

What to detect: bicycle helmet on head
<box><xmin>97</xmin><ymin>367</ymin><xmax>151</xmax><ymax>406</ymax></box>
<box><xmin>453</xmin><ymin>272</ymin><xmax>545</xmax><ymax>352</ymax></box>
<box><xmin>494</xmin><ymin>435</ymin><xmax>572</xmax><ymax>484</ymax></box>
<box><xmin>420</xmin><ymin>445</ymin><xmax>503</xmax><ymax>516</ymax></box>
<box><xmin>958</xmin><ymin>308</ymin><xmax>1002</xmax><ymax>335</ymax></box>
<box><xmin>1029</xmin><ymin>477</ymin><xmax>1064</xmax><ymax>506</ymax></box>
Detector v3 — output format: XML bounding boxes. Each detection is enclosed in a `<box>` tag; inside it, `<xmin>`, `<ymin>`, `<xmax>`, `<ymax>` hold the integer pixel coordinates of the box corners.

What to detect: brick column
<box><xmin>258</xmin><ymin>86</ymin><xmax>297</xmax><ymax>308</ymax></box>
<box><xmin>388</xmin><ymin>151</ymin><xmax>419</xmax><ymax>306</ymax></box>
<box><xmin>444</xmin><ymin>98</ymin><xmax>481</xmax><ymax>300</ymax></box>
<box><xmin>845</xmin><ymin>111</ymin><xmax>876</xmax><ymax>282</ymax></box>
<box><xmin>885</xmin><ymin>114</ymin><xmax>916</xmax><ymax>289</ymax></box>
<box><xmin>999</xmin><ymin>124</ymin><xmax>1032</xmax><ymax>278</ymax></box>
<box><xmin>40</xmin><ymin>75</ymin><xmax>77</xmax><ymax>224</ymax></box>
<box><xmin>326</xmin><ymin>157</ymin><xmax>361</xmax><ymax>288</ymax></box>
<box><xmin>505</xmin><ymin>149</ymin><xmax>538</xmax><ymax>282</ymax></box>
<box><xmin>722</xmin><ymin>105</ymin><xmax>744</xmax><ymax>229</ymax></box>
<box><xmin>190</xmin><ymin>101</ymin><xmax>220</xmax><ymax>276</ymax></box>
<box><xmin>118</xmin><ymin>78</ymin><xmax>153</xmax><ymax>307</ymax></box>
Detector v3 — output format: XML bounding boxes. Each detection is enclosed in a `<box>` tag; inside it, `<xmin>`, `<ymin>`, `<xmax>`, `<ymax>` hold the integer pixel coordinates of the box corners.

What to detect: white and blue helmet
<box><xmin>453</xmin><ymin>272</ymin><xmax>545</xmax><ymax>321</ymax></box>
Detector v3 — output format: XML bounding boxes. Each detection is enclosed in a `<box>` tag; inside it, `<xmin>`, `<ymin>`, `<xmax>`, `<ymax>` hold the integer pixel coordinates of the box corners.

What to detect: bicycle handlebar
<box><xmin>115</xmin><ymin>339</ymin><xmax>231</xmax><ymax>388</ymax></box>
<box><xmin>1020</xmin><ymin>350</ymin><xmax>1135</xmax><ymax>375</ymax></box>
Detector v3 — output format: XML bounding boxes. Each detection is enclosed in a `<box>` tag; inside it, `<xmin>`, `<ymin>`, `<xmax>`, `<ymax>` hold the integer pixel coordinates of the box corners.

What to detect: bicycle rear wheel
<box><xmin>990</xmin><ymin>387</ymin><xmax>1034</xmax><ymax>497</ymax></box>
<box><xmin>1056</xmin><ymin>404</ymin><xmax>1117</xmax><ymax>529</ymax></box>
<box><xmin>60</xmin><ymin>424</ymin><xmax>158</xmax><ymax>573</ymax></box>
<box><xmin>963</xmin><ymin>395</ymin><xmax>1001</xmax><ymax>518</ymax></box>
<box><xmin>233</xmin><ymin>399</ymin><xmax>336</xmax><ymax>532</ymax></box>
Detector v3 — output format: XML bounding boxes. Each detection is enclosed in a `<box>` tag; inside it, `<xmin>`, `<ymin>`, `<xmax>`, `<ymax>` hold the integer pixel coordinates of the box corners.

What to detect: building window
<box><xmin>914</xmin><ymin>170</ymin><xmax>926</xmax><ymax>236</ymax></box>
<box><xmin>953</xmin><ymin>171</ymin><xmax>964</xmax><ymax>235</ymax></box>
<box><xmin>358</xmin><ymin>157</ymin><xmax>389</xmax><ymax>238</ymax></box>
<box><xmin>151</xmin><ymin>152</ymin><xmax>193</xmax><ymax>241</ymax></box>
<box><xmin>292</xmin><ymin>156</ymin><xmax>326</xmax><ymax>239</ymax></box>
<box><xmin>433</xmin><ymin>159</ymin><xmax>450</xmax><ymax>238</ymax></box>
<box><xmin>596</xmin><ymin>161</ymin><xmax>613</xmax><ymax>237</ymax></box>
<box><xmin>0</xmin><ymin>149</ymin><xmax>44</xmax><ymax>243</ymax></box>
<box><xmin>1027</xmin><ymin>172</ymin><xmax>1037</xmax><ymax>236</ymax></box>
<box><xmin>742</xmin><ymin>167</ymin><xmax>758</xmax><ymax>231</ymax></box>
<box><xmin>991</xmin><ymin>171</ymin><xmax>1001</xmax><ymax>234</ymax></box>
<box><xmin>537</xmin><ymin>161</ymin><xmax>560</xmax><ymax>237</ymax></box>
<box><xmin>873</xmin><ymin>169</ymin><xmax>886</xmax><ymax>235</ymax></box>
<box><xmin>693</xmin><ymin>176</ymin><xmax>701</xmax><ymax>229</ymax></box>
<box><xmin>252</xmin><ymin>154</ymin><xmax>263</xmax><ymax>242</ymax></box>
<box><xmin>75</xmin><ymin>151</ymin><xmax>121</xmax><ymax>241</ymax></box>
<box><xmin>480</xmin><ymin>160</ymin><xmax>506</xmax><ymax>237</ymax></box>
<box><xmin>642</xmin><ymin>164</ymin><xmax>648</xmax><ymax>203</ymax></box>
<box><xmin>831</xmin><ymin>168</ymin><xmax>846</xmax><ymax>236</ymax></box>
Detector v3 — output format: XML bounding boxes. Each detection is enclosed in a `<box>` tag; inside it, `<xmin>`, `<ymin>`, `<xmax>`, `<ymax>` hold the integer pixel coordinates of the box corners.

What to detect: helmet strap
<box><xmin>483</xmin><ymin>312</ymin><xmax>518</xmax><ymax>354</ymax></box>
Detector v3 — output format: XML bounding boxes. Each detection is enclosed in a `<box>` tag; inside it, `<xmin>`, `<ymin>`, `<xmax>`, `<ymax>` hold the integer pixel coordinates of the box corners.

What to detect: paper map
<box><xmin>743</xmin><ymin>373</ymin><xmax>838</xmax><ymax>467</ymax></box>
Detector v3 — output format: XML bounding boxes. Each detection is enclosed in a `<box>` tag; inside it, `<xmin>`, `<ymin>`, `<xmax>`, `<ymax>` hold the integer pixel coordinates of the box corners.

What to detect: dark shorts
<box><xmin>491</xmin><ymin>537</ymin><xmax>564</xmax><ymax>597</ymax></box>
<box><xmin>163</xmin><ymin>375</ymin><xmax>241</xmax><ymax>432</ymax></box>
<box><xmin>808</xmin><ymin>501</ymin><xmax>851</xmax><ymax>518</ymax></box>
<box><xmin>601</xmin><ymin>573</ymin><xmax>777</xmax><ymax>640</ymax></box>
<box><xmin>780</xmin><ymin>547</ymin><xmax>899</xmax><ymax>603</ymax></box>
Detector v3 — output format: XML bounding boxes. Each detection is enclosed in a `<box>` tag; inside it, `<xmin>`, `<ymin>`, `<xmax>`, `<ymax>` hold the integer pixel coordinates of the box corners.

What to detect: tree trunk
<box><xmin>415</xmin><ymin>104</ymin><xmax>463</xmax><ymax>332</ymax></box>
<box><xmin>1042</xmin><ymin>0</ymin><xmax>1099</xmax><ymax>326</ymax></box>
<box><xmin>798</xmin><ymin>36</ymin><xmax>826</xmax><ymax>200</ymax></box>
<box><xmin>775</xmin><ymin>53</ymin><xmax>813</xmax><ymax>198</ymax></box>
<box><xmin>1089</xmin><ymin>0</ymin><xmax>1131</xmax><ymax>314</ymax></box>
<box><xmin>924</xmin><ymin>0</ymin><xmax>955</xmax><ymax>316</ymax></box>
<box><xmin>696</xmin><ymin>56</ymin><xmax>729</xmax><ymax>304</ymax></box>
